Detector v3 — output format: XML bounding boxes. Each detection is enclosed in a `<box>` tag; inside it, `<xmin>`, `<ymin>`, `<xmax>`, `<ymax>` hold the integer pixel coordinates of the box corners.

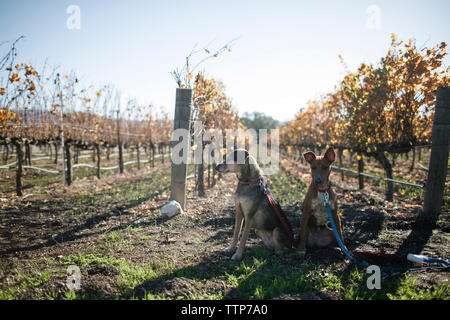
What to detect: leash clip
<box><xmin>259</xmin><ymin>181</ymin><xmax>267</xmax><ymax>194</ymax></box>
<box><xmin>321</xmin><ymin>191</ymin><xmax>330</xmax><ymax>204</ymax></box>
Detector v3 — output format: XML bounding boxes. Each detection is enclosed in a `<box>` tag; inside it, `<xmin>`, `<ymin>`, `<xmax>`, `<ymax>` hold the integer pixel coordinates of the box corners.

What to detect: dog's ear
<box><xmin>232</xmin><ymin>150</ymin><xmax>238</xmax><ymax>162</ymax></box>
<box><xmin>324</xmin><ymin>147</ymin><xmax>335</xmax><ymax>163</ymax></box>
<box><xmin>232</xmin><ymin>149</ymin><xmax>249</xmax><ymax>164</ymax></box>
<box><xmin>240</xmin><ymin>150</ymin><xmax>250</xmax><ymax>164</ymax></box>
<box><xmin>303</xmin><ymin>151</ymin><xmax>316</xmax><ymax>163</ymax></box>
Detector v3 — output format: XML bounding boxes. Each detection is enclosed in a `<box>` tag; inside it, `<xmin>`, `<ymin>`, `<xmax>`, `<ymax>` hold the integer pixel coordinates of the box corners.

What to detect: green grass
<box><xmin>64</xmin><ymin>167</ymin><xmax>171</xmax><ymax>214</ymax></box>
<box><xmin>58</xmin><ymin>252</ymin><xmax>168</xmax><ymax>299</ymax></box>
<box><xmin>2</xmin><ymin>236</ymin><xmax>448</xmax><ymax>300</ymax></box>
<box><xmin>1</xmin><ymin>155</ymin><xmax>447</xmax><ymax>300</ymax></box>
<box><xmin>117</xmin><ymin>263</ymin><xmax>160</xmax><ymax>289</ymax></box>
<box><xmin>267</xmin><ymin>164</ymin><xmax>308</xmax><ymax>208</ymax></box>
<box><xmin>342</xmin><ymin>162</ymin><xmax>424</xmax><ymax>199</ymax></box>
<box><xmin>61</xmin><ymin>252</ymin><xmax>125</xmax><ymax>267</ymax></box>
<box><xmin>0</xmin><ymin>262</ymin><xmax>55</xmax><ymax>300</ymax></box>
<box><xmin>387</xmin><ymin>278</ymin><xmax>448</xmax><ymax>300</ymax></box>
<box><xmin>0</xmin><ymin>151</ymin><xmax>170</xmax><ymax>195</ymax></box>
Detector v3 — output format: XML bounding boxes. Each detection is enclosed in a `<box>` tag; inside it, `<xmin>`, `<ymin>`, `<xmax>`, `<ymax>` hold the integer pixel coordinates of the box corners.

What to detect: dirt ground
<box><xmin>0</xmin><ymin>159</ymin><xmax>448</xmax><ymax>300</ymax></box>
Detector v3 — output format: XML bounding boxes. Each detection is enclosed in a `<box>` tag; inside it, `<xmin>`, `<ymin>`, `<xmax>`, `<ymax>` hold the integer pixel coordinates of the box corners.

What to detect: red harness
<box><xmin>239</xmin><ymin>178</ymin><xmax>297</xmax><ymax>249</ymax></box>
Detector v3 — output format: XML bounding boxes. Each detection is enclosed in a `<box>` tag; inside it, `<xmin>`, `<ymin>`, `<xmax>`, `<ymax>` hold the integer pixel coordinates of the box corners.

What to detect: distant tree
<box><xmin>240</xmin><ymin>112</ymin><xmax>279</xmax><ymax>143</ymax></box>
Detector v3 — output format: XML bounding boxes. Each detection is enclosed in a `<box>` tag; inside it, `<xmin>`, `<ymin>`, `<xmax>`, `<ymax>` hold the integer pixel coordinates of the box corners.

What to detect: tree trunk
<box><xmin>375</xmin><ymin>150</ymin><xmax>394</xmax><ymax>201</ymax></box>
<box><xmin>54</xmin><ymin>143</ymin><xmax>58</xmax><ymax>164</ymax></box>
<box><xmin>73</xmin><ymin>144</ymin><xmax>79</xmax><ymax>164</ymax></box>
<box><xmin>338</xmin><ymin>148</ymin><xmax>344</xmax><ymax>181</ymax></box>
<box><xmin>95</xmin><ymin>143</ymin><xmax>101</xmax><ymax>179</ymax></box>
<box><xmin>151</xmin><ymin>144</ymin><xmax>155</xmax><ymax>167</ymax></box>
<box><xmin>116</xmin><ymin>113</ymin><xmax>123</xmax><ymax>173</ymax></box>
<box><xmin>211</xmin><ymin>149</ymin><xmax>217</xmax><ymax>187</ymax></box>
<box><xmin>358</xmin><ymin>154</ymin><xmax>364</xmax><ymax>189</ymax></box>
<box><xmin>14</xmin><ymin>141</ymin><xmax>23</xmax><ymax>196</ymax></box>
<box><xmin>72</xmin><ymin>144</ymin><xmax>76</xmax><ymax>164</ymax></box>
<box><xmin>208</xmin><ymin>163</ymin><xmax>211</xmax><ymax>188</ymax></box>
<box><xmin>197</xmin><ymin>145</ymin><xmax>205</xmax><ymax>197</ymax></box>
<box><xmin>48</xmin><ymin>144</ymin><xmax>52</xmax><ymax>161</ymax></box>
<box><xmin>212</xmin><ymin>165</ymin><xmax>217</xmax><ymax>187</ymax></box>
<box><xmin>25</xmin><ymin>142</ymin><xmax>31</xmax><ymax>166</ymax></box>
<box><xmin>194</xmin><ymin>158</ymin><xmax>197</xmax><ymax>192</ymax></box>
<box><xmin>118</xmin><ymin>142</ymin><xmax>124</xmax><ymax>174</ymax></box>
<box><xmin>197</xmin><ymin>162</ymin><xmax>205</xmax><ymax>197</ymax></box>
<box><xmin>136</xmin><ymin>143</ymin><xmax>140</xmax><ymax>170</ymax></box>
<box><xmin>65</xmin><ymin>142</ymin><xmax>72</xmax><ymax>186</ymax></box>
<box><xmin>3</xmin><ymin>144</ymin><xmax>9</xmax><ymax>164</ymax></box>
<box><xmin>409</xmin><ymin>147</ymin><xmax>416</xmax><ymax>173</ymax></box>
<box><xmin>297</xmin><ymin>145</ymin><xmax>303</xmax><ymax>164</ymax></box>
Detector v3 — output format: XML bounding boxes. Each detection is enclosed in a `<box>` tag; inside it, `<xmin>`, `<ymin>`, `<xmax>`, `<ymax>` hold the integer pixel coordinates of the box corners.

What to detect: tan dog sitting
<box><xmin>297</xmin><ymin>147</ymin><xmax>345</xmax><ymax>258</ymax></box>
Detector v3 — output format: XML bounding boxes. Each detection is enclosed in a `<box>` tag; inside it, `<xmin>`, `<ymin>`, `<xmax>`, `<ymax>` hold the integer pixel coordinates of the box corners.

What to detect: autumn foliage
<box><xmin>192</xmin><ymin>72</ymin><xmax>243</xmax><ymax>195</ymax></box>
<box><xmin>280</xmin><ymin>34</ymin><xmax>449</xmax><ymax>200</ymax></box>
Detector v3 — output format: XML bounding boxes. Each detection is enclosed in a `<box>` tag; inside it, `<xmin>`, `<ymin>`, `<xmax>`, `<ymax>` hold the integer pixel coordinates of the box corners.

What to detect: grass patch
<box><xmin>0</xmin><ymin>265</ymin><xmax>54</xmax><ymax>300</ymax></box>
<box><xmin>387</xmin><ymin>277</ymin><xmax>449</xmax><ymax>300</ymax></box>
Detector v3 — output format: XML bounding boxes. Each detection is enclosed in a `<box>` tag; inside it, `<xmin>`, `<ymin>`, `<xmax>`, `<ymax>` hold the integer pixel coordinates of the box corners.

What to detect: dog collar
<box><xmin>238</xmin><ymin>178</ymin><xmax>263</xmax><ymax>185</ymax></box>
<box><xmin>314</xmin><ymin>181</ymin><xmax>332</xmax><ymax>193</ymax></box>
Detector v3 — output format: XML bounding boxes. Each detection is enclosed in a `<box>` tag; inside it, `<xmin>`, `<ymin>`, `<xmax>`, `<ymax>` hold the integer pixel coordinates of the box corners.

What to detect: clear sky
<box><xmin>1</xmin><ymin>0</ymin><xmax>449</xmax><ymax>121</ymax></box>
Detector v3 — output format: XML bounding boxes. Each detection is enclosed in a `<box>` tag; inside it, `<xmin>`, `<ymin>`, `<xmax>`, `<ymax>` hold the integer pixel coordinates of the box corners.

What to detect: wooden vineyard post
<box><xmin>60</xmin><ymin>91</ymin><xmax>66</xmax><ymax>185</ymax></box>
<box><xmin>117</xmin><ymin>110</ymin><xmax>124</xmax><ymax>174</ymax></box>
<box><xmin>14</xmin><ymin>140</ymin><xmax>24</xmax><ymax>197</ymax></box>
<box><xmin>170</xmin><ymin>88</ymin><xmax>192</xmax><ymax>210</ymax></box>
<box><xmin>423</xmin><ymin>86</ymin><xmax>450</xmax><ymax>215</ymax></box>
<box><xmin>357</xmin><ymin>153</ymin><xmax>364</xmax><ymax>189</ymax></box>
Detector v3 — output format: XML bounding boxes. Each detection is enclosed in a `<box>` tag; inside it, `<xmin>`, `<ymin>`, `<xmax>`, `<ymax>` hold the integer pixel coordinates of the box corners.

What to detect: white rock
<box><xmin>161</xmin><ymin>200</ymin><xmax>183</xmax><ymax>218</ymax></box>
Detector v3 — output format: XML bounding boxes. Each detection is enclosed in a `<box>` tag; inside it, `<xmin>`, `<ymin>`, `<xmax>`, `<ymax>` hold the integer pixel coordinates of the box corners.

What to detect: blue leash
<box><xmin>322</xmin><ymin>192</ymin><xmax>450</xmax><ymax>273</ymax></box>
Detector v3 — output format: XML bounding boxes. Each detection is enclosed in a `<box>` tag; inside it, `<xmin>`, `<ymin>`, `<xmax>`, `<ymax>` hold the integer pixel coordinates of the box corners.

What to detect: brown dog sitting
<box><xmin>215</xmin><ymin>149</ymin><xmax>294</xmax><ymax>261</ymax></box>
<box><xmin>297</xmin><ymin>147</ymin><xmax>345</xmax><ymax>258</ymax></box>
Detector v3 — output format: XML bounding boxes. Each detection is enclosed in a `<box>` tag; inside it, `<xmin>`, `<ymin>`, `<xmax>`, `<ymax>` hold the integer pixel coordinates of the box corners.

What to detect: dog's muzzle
<box><xmin>215</xmin><ymin>164</ymin><xmax>230</xmax><ymax>173</ymax></box>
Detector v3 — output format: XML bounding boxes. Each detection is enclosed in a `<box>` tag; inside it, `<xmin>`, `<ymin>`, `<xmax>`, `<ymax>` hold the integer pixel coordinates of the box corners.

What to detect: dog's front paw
<box><xmin>223</xmin><ymin>246</ymin><xmax>235</xmax><ymax>255</ymax></box>
<box><xmin>298</xmin><ymin>250</ymin><xmax>306</xmax><ymax>259</ymax></box>
<box><xmin>231</xmin><ymin>252</ymin><xmax>243</xmax><ymax>261</ymax></box>
<box><xmin>332</xmin><ymin>246</ymin><xmax>348</xmax><ymax>254</ymax></box>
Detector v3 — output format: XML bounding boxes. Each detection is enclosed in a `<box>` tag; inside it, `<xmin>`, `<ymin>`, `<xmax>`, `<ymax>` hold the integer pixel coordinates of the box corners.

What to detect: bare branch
<box><xmin>171</xmin><ymin>37</ymin><xmax>240</xmax><ymax>88</ymax></box>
